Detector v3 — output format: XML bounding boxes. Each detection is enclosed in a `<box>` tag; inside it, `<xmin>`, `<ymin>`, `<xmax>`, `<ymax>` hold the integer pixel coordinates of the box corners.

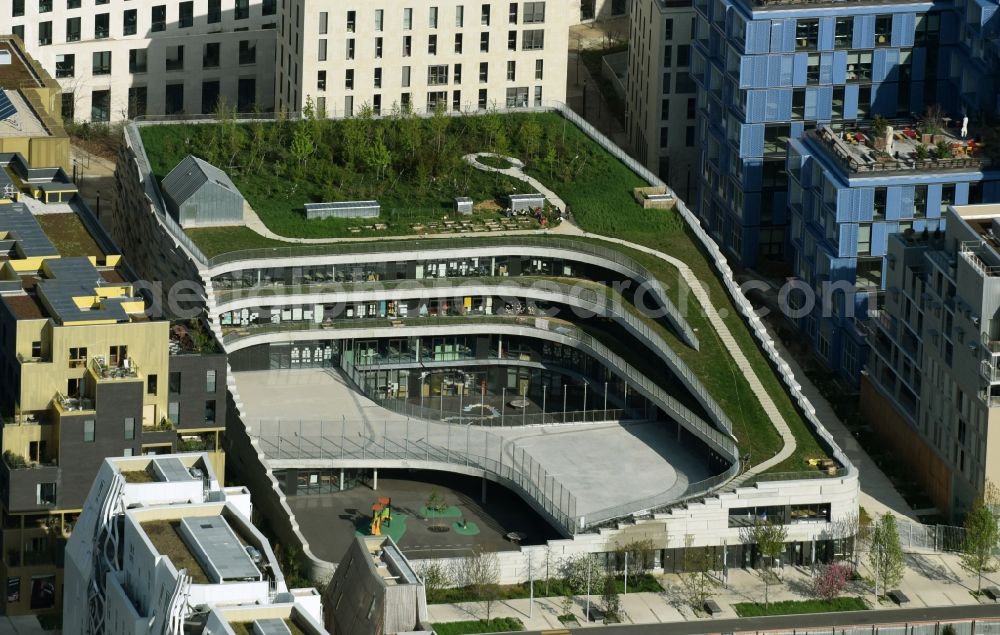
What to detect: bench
<box><xmin>984</xmin><ymin>586</ymin><xmax>1000</xmax><ymax>601</ymax></box>
<box><xmin>887</xmin><ymin>590</ymin><xmax>910</xmax><ymax>605</ymax></box>
<box><xmin>703</xmin><ymin>599</ymin><xmax>722</xmax><ymax>616</ymax></box>
<box><xmin>585</xmin><ymin>606</ymin><xmax>605</xmax><ymax>623</ymax></box>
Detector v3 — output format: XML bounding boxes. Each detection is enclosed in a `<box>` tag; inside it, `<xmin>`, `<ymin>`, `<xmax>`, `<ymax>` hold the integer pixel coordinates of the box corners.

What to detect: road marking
<box><xmin>540</xmin><ymin>630</ymin><xmax>570</xmax><ymax>635</ymax></box>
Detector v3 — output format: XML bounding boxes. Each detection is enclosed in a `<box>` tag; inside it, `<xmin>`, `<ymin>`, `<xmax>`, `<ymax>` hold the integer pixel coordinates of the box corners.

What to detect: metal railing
<box><xmin>215</xmin><ymin>275</ymin><xmax>731</xmax><ymax>436</ymax></box>
<box><xmin>252</xmin><ymin>419</ymin><xmax>580</xmax><ymax>536</ymax></box>
<box><xmin>204</xmin><ymin>235</ymin><xmax>699</xmax><ymax>350</ymax></box>
<box><xmin>89</xmin><ymin>357</ymin><xmax>140</xmax><ymax>381</ymax></box>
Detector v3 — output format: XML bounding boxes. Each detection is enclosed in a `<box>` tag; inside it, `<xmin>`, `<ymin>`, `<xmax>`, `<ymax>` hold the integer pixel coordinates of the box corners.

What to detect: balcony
<box><xmin>982</xmin><ymin>359</ymin><xmax>1000</xmax><ymax>383</ymax></box>
<box><xmin>53</xmin><ymin>392</ymin><xmax>94</xmax><ymax>413</ymax></box>
<box><xmin>0</xmin><ymin>457</ymin><xmax>59</xmax><ymax>512</ymax></box>
<box><xmin>89</xmin><ymin>357</ymin><xmax>140</xmax><ymax>382</ymax></box>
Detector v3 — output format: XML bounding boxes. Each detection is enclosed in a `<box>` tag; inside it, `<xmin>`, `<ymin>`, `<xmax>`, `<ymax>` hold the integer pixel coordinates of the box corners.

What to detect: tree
<box><xmin>363</xmin><ymin>128</ymin><xmax>393</xmax><ymax>180</ymax></box>
<box><xmin>451</xmin><ymin>546</ymin><xmax>501</xmax><ymax>620</ymax></box>
<box><xmin>600</xmin><ymin>574</ymin><xmax>620</xmax><ymax>622</ymax></box>
<box><xmin>612</xmin><ymin>538</ymin><xmax>656</xmax><ymax>575</ymax></box>
<box><xmin>419</xmin><ymin>560</ymin><xmax>450</xmax><ymax>601</ymax></box>
<box><xmin>741</xmin><ymin>519</ymin><xmax>788</xmax><ymax>607</ymax></box>
<box><xmin>960</xmin><ymin>495</ymin><xmax>999</xmax><ymax>594</ymax></box>
<box><xmin>868</xmin><ymin>513</ymin><xmax>905</xmax><ymax>599</ymax></box>
<box><xmin>290</xmin><ymin>125</ymin><xmax>316</xmax><ymax>169</ymax></box>
<box><xmin>520</xmin><ymin>118</ymin><xmax>541</xmax><ymax>161</ymax></box>
<box><xmin>681</xmin><ymin>535</ymin><xmax>720</xmax><ymax>609</ymax></box>
<box><xmin>563</xmin><ymin>553</ymin><xmax>603</xmax><ymax>598</ymax></box>
<box><xmin>812</xmin><ymin>562</ymin><xmax>851</xmax><ymax>601</ymax></box>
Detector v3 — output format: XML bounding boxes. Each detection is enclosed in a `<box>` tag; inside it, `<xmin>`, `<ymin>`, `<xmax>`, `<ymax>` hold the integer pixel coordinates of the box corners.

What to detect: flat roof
<box><xmin>178</xmin><ymin>515</ymin><xmax>261</xmax><ymax>582</ymax></box>
<box><xmin>151</xmin><ymin>457</ymin><xmax>198</xmax><ymax>483</ymax></box>
<box><xmin>0</xmin><ymin>203</ymin><xmax>58</xmax><ymax>257</ymax></box>
<box><xmin>252</xmin><ymin>620</ymin><xmax>292</xmax><ymax>635</ymax></box>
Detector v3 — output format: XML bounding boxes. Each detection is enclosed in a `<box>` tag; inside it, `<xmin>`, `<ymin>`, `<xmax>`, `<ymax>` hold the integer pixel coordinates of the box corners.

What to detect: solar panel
<box><xmin>0</xmin><ymin>92</ymin><xmax>15</xmax><ymax>122</ymax></box>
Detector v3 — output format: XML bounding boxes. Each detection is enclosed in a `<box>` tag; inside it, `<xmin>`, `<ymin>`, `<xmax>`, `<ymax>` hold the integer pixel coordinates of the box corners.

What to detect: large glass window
<box><xmin>875</xmin><ymin>15</ymin><xmax>892</xmax><ymax>45</ymax></box>
<box><xmin>796</xmin><ymin>18</ymin><xmax>819</xmax><ymax>50</ymax></box>
<box><xmin>835</xmin><ymin>17</ymin><xmax>853</xmax><ymax>48</ymax></box>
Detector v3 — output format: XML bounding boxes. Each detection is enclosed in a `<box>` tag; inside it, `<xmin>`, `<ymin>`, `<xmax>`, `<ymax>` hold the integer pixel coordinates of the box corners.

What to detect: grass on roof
<box><xmin>139</xmin><ymin>111</ymin><xmax>833</xmax><ymax>472</ymax></box>
<box><xmin>35</xmin><ymin>213</ymin><xmax>104</xmax><ymax>258</ymax></box>
<box><xmin>121</xmin><ymin>469</ymin><xmax>155</xmax><ymax>483</ymax></box>
<box><xmin>141</xmin><ymin>520</ymin><xmax>210</xmax><ymax>583</ymax></box>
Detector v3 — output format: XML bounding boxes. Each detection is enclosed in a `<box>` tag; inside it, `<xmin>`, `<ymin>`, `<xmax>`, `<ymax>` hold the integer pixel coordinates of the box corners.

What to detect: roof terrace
<box><xmin>810</xmin><ymin>120</ymin><xmax>992</xmax><ymax>175</ymax></box>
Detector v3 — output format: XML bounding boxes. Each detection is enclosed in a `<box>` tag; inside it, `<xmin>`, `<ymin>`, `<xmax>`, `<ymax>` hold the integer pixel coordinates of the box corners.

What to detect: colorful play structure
<box><xmin>370</xmin><ymin>496</ymin><xmax>392</xmax><ymax>536</ymax></box>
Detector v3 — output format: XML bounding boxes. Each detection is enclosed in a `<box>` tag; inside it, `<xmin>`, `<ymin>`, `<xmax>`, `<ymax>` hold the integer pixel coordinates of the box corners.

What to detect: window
<box><xmin>147</xmin><ymin>374</ymin><xmax>158</xmax><ymax>395</ymax></box>
<box><xmin>202</xmin><ymin>80</ymin><xmax>220</xmax><ymax>113</ymax></box>
<box><xmin>403</xmin><ymin>36</ymin><xmax>411</xmax><ymax>57</ymax></box>
<box><xmin>481</xmin><ymin>4</ymin><xmax>490</xmax><ymax>25</ymax></box>
<box><xmin>317</xmin><ymin>70</ymin><xmax>327</xmax><ymax>90</ymax></box>
<box><xmin>318</xmin><ymin>12</ymin><xmax>328</xmax><ymax>34</ymax></box>
<box><xmin>792</xmin><ymin>88</ymin><xmax>805</xmax><ymax>119</ymax></box>
<box><xmin>534</xmin><ymin>85</ymin><xmax>542</xmax><ymax>107</ymax></box>
<box><xmin>535</xmin><ymin>59</ymin><xmax>543</xmax><ymax>80</ymax></box>
<box><xmin>168</xmin><ymin>401</ymin><xmax>179</xmax><ymax>424</ymax></box>
<box><xmin>125</xmin><ymin>49</ymin><xmax>147</xmax><ymax>75</ymax></box>
<box><xmin>479</xmin><ymin>61</ymin><xmax>488</xmax><ymax>82</ymax></box>
<box><xmin>239</xmin><ymin>40</ymin><xmax>256</xmax><ymax>64</ymax></box>
<box><xmin>686</xmin><ymin>126</ymin><xmax>695</xmax><ymax>146</ymax></box>
<box><xmin>796</xmin><ymin>18</ymin><xmax>819</xmax><ymax>50</ymax></box>
<box><xmin>69</xmin><ymin>346</ymin><xmax>87</xmax><ymax>370</ymax></box>
<box><xmin>478</xmin><ymin>88</ymin><xmax>488</xmax><ymax>110</ymax></box>
<box><xmin>835</xmin><ymin>17</ymin><xmax>853</xmax><ymax>48</ymax></box>
<box><xmin>31</xmin><ymin>341</ymin><xmax>41</xmax><ymax>358</ymax></box>
<box><xmin>480</xmin><ymin>32</ymin><xmax>489</xmax><ymax>52</ymax></box>
<box><xmin>403</xmin><ymin>7</ymin><xmax>413</xmax><ymax>29</ymax></box>
<box><xmin>874</xmin><ymin>15</ymin><xmax>891</xmax><ymax>45</ymax></box>
<box><xmin>61</xmin><ymin>93</ymin><xmax>74</xmax><ymax>121</ymax></box>
<box><xmin>522</xmin><ymin>29</ymin><xmax>544</xmax><ymax>50</ymax></box>
<box><xmin>205</xmin><ymin>400</ymin><xmax>217</xmax><ymax>424</ymax></box>
<box><xmin>12</xmin><ymin>0</ymin><xmax>24</xmax><ymax>17</ymax></box>
<box><xmin>39</xmin><ymin>0</ymin><xmax>51</xmax><ymax>12</ymax></box>
<box><xmin>347</xmin><ymin>10</ymin><xmax>356</xmax><ymax>32</ymax></box>
<box><xmin>179</xmin><ymin>1</ymin><xmax>193</xmax><ymax>28</ymax></box>
<box><xmin>165</xmin><ymin>82</ymin><xmax>184</xmax><ymax>115</ymax></box>
<box><xmin>375</xmin><ymin>9</ymin><xmax>384</xmax><ymax>30</ymax></box>
<box><xmin>874</xmin><ymin>187</ymin><xmax>887</xmax><ymax>216</ymax></box>
<box><xmin>347</xmin><ymin>39</ymin><xmax>355</xmax><ymax>60</ymax></box>
<box><xmin>124</xmin><ymin>417</ymin><xmax>135</xmax><ymax>441</ymax></box>
<box><xmin>38</xmin><ymin>21</ymin><xmax>52</xmax><ymax>46</ymax></box>
<box><xmin>375</xmin><ymin>37</ymin><xmax>383</xmax><ymax>58</ymax></box>
<box><xmin>263</xmin><ymin>0</ymin><xmax>276</xmax><ymax>15</ymax></box>
<box><xmin>914</xmin><ymin>185</ymin><xmax>927</xmax><ymax>216</ymax></box>
<box><xmin>402</xmin><ymin>66</ymin><xmax>411</xmax><ymax>87</ymax></box>
<box><xmin>203</xmin><ymin>42</ymin><xmax>220</xmax><ymax>68</ymax></box>
<box><xmin>506</xmin><ymin>86</ymin><xmax>528</xmax><ymax>107</ymax></box>
<box><xmin>455</xmin><ymin>5</ymin><xmax>464</xmax><ymax>26</ymax></box>
<box><xmin>169</xmin><ymin>371</ymin><xmax>182</xmax><ymax>393</ymax></box>
<box><xmin>123</xmin><ymin>9</ymin><xmax>136</xmax><ymax>35</ymax></box>
<box><xmin>428</xmin><ymin>34</ymin><xmax>437</xmax><ymax>54</ymax></box>
<box><xmin>807</xmin><ymin>53</ymin><xmax>820</xmax><ymax>82</ymax></box>
<box><xmin>126</xmin><ymin>87</ymin><xmax>145</xmax><ymax>120</ymax></box>
<box><xmin>941</xmin><ymin>184</ymin><xmax>955</xmax><ymax>212</ymax></box>
<box><xmin>664</xmin><ymin>17</ymin><xmax>673</xmax><ymax>40</ymax></box>
<box><xmin>208</xmin><ymin>0</ymin><xmax>221</xmax><ymax>23</ymax></box>
<box><xmin>845</xmin><ymin>51</ymin><xmax>872</xmax><ymax>81</ymax></box>
<box><xmin>56</xmin><ymin>54</ymin><xmax>75</xmax><ymax>78</ymax></box>
<box><xmin>374</xmin><ymin>67</ymin><xmax>382</xmax><ymax>88</ymax></box>
<box><xmin>663</xmin><ymin>46</ymin><xmax>672</xmax><ymax>67</ymax></box>
<box><xmin>11</xmin><ymin>26</ymin><xmax>23</xmax><ymax>41</ymax></box>
<box><xmin>165</xmin><ymin>45</ymin><xmax>183</xmax><ymax>72</ymax></box>
<box><xmin>508</xmin><ymin>30</ymin><xmax>517</xmax><ymax>51</ymax></box>
<box><xmin>454</xmin><ymin>33</ymin><xmax>463</xmax><ymax>53</ymax></box>
<box><xmin>676</xmin><ymin>74</ymin><xmax>696</xmax><ymax>93</ymax></box>
<box><xmin>662</xmin><ymin>73</ymin><xmax>671</xmax><ymax>94</ymax></box>
<box><xmin>523</xmin><ymin>1</ymin><xmax>544</xmax><ymax>23</ymax></box>
<box><xmin>345</xmin><ymin>69</ymin><xmax>354</xmax><ymax>89</ymax></box>
<box><xmin>857</xmin><ymin>224</ymin><xmax>871</xmax><ymax>255</ymax></box>
<box><xmin>63</xmin><ymin>17</ymin><xmax>81</xmax><ymax>42</ymax></box>
<box><xmin>509</xmin><ymin>2</ymin><xmax>518</xmax><ymax>23</ymax></box>
<box><xmin>660</xmin><ymin>127</ymin><xmax>669</xmax><ymax>148</ymax></box>
<box><xmin>453</xmin><ymin>63</ymin><xmax>461</xmax><ymax>82</ymax></box>
<box><xmin>36</xmin><ymin>483</ymin><xmax>56</xmax><ymax>506</ymax></box>
<box><xmin>430</xmin><ymin>6</ymin><xmax>438</xmax><ymax>27</ymax></box>
<box><xmin>426</xmin><ymin>90</ymin><xmax>446</xmax><ymax>111</ymax></box>
<box><xmin>452</xmin><ymin>89</ymin><xmax>462</xmax><ymax>111</ymax></box>
<box><xmin>235</xmin><ymin>0</ymin><xmax>249</xmax><ymax>20</ymax></box>
<box><xmin>83</xmin><ymin>420</ymin><xmax>95</xmax><ymax>443</ymax></box>
<box><xmin>151</xmin><ymin>5</ymin><xmax>166</xmax><ymax>32</ymax></box>
<box><xmin>428</xmin><ymin>64</ymin><xmax>449</xmax><ymax>85</ymax></box>
<box><xmin>661</xmin><ymin>98</ymin><xmax>670</xmax><ymax>119</ymax></box>
<box><xmin>677</xmin><ymin>45</ymin><xmax>690</xmax><ymax>67</ymax></box>
<box><xmin>914</xmin><ymin>13</ymin><xmax>940</xmax><ymax>45</ymax></box>
<box><xmin>506</xmin><ymin>60</ymin><xmax>515</xmax><ymax>80</ymax></box>
<box><xmin>832</xmin><ymin>86</ymin><xmax>845</xmax><ymax>119</ymax></box>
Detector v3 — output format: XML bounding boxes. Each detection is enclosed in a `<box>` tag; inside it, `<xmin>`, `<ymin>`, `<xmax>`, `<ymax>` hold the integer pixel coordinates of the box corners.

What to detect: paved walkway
<box><xmin>427</xmin><ymin>551</ymin><xmax>1000</xmax><ymax>629</ymax></box>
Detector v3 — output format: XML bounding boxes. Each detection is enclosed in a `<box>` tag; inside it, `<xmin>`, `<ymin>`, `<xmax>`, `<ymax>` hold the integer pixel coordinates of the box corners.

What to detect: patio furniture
<box><xmin>888</xmin><ymin>589</ymin><xmax>910</xmax><ymax>605</ymax></box>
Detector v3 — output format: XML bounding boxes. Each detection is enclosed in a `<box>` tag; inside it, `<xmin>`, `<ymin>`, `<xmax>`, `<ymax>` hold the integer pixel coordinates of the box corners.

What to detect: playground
<box><xmin>285</xmin><ymin>470</ymin><xmax>559</xmax><ymax>562</ymax></box>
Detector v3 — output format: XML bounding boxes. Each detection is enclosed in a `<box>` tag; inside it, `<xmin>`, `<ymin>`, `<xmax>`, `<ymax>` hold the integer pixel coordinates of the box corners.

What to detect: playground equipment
<box><xmin>370</xmin><ymin>496</ymin><xmax>392</xmax><ymax>536</ymax></box>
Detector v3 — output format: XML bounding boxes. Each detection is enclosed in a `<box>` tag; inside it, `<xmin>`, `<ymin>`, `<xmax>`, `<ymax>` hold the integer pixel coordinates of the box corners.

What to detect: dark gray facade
<box><xmin>168</xmin><ymin>353</ymin><xmax>228</xmax><ymax>430</ymax></box>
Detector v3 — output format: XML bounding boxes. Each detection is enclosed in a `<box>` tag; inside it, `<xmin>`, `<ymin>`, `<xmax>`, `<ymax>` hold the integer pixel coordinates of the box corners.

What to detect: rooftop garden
<box><xmin>137</xmin><ymin>109</ymin><xmax>834</xmax><ymax>473</ymax></box>
<box><xmin>35</xmin><ymin>212</ymin><xmax>105</xmax><ymax>258</ymax></box>
<box><xmin>141</xmin><ymin>520</ymin><xmax>210</xmax><ymax>583</ymax></box>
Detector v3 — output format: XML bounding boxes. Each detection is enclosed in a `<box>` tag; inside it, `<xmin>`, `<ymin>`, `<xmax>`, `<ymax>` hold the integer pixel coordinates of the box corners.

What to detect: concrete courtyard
<box><xmin>233</xmin><ymin>368</ymin><xmax>716</xmax><ymax>520</ymax></box>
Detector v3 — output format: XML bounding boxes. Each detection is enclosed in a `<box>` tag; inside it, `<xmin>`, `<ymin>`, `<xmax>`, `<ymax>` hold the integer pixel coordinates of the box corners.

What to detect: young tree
<box><xmin>419</xmin><ymin>560</ymin><xmax>450</xmax><ymax>601</ymax></box>
<box><xmin>451</xmin><ymin>546</ymin><xmax>501</xmax><ymax>621</ymax></box>
<box><xmin>290</xmin><ymin>125</ymin><xmax>316</xmax><ymax>169</ymax></box>
<box><xmin>812</xmin><ymin>562</ymin><xmax>852</xmax><ymax>601</ymax></box>
<box><xmin>868</xmin><ymin>513</ymin><xmax>905</xmax><ymax>599</ymax></box>
<box><xmin>600</xmin><ymin>574</ymin><xmax>620</xmax><ymax>622</ymax></box>
<box><xmin>960</xmin><ymin>496</ymin><xmax>1000</xmax><ymax>594</ymax></box>
<box><xmin>681</xmin><ymin>535</ymin><xmax>720</xmax><ymax>609</ymax></box>
<box><xmin>741</xmin><ymin>519</ymin><xmax>788</xmax><ymax>607</ymax></box>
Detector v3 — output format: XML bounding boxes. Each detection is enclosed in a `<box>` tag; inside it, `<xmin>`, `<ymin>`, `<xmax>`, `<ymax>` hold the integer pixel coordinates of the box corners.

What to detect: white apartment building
<box><xmin>863</xmin><ymin>203</ymin><xmax>1000</xmax><ymax>520</ymax></box>
<box><xmin>64</xmin><ymin>453</ymin><xmax>325</xmax><ymax>635</ymax></box>
<box><xmin>2</xmin><ymin>0</ymin><xmax>279</xmax><ymax>121</ymax></box>
<box><xmin>624</xmin><ymin>0</ymin><xmax>698</xmax><ymax>199</ymax></box>
<box><xmin>2</xmin><ymin>0</ymin><xmax>570</xmax><ymax>122</ymax></box>
<box><xmin>277</xmin><ymin>0</ymin><xmax>569</xmax><ymax>117</ymax></box>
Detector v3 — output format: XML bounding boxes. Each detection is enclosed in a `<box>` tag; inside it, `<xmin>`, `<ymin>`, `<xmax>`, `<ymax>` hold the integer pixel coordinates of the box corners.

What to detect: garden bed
<box><xmin>733</xmin><ymin>597</ymin><xmax>869</xmax><ymax>617</ymax></box>
<box><xmin>432</xmin><ymin>618</ymin><xmax>524</xmax><ymax>635</ymax></box>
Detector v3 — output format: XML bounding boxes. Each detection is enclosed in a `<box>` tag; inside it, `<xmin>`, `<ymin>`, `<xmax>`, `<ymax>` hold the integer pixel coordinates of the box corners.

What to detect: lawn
<box><xmin>427</xmin><ymin>574</ymin><xmax>663</xmax><ymax>604</ymax></box>
<box><xmin>137</xmin><ymin>110</ymin><xmax>834</xmax><ymax>470</ymax></box>
<box><xmin>733</xmin><ymin>597</ymin><xmax>869</xmax><ymax>617</ymax></box>
<box><xmin>35</xmin><ymin>212</ymin><xmax>104</xmax><ymax>257</ymax></box>
<box><xmin>432</xmin><ymin>618</ymin><xmax>524</xmax><ymax>635</ymax></box>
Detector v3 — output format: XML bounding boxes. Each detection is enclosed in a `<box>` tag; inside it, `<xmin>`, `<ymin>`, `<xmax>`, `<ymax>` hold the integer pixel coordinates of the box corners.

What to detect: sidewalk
<box><xmin>427</xmin><ymin>552</ymin><xmax>997</xmax><ymax>629</ymax></box>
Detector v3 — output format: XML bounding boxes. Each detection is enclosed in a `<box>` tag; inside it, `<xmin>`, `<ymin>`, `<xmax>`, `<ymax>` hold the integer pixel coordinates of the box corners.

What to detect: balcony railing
<box><xmin>982</xmin><ymin>360</ymin><xmax>1000</xmax><ymax>384</ymax></box>
<box><xmin>54</xmin><ymin>391</ymin><xmax>94</xmax><ymax>412</ymax></box>
<box><xmin>89</xmin><ymin>357</ymin><xmax>140</xmax><ymax>381</ymax></box>
<box><xmin>960</xmin><ymin>241</ymin><xmax>1000</xmax><ymax>277</ymax></box>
